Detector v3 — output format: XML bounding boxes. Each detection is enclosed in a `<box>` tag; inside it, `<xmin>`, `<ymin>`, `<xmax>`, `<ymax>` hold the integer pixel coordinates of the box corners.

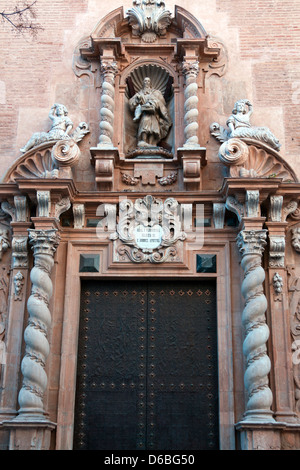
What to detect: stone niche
<box><xmin>76</xmin><ymin>1</ymin><xmax>223</xmax><ymax>191</ymax></box>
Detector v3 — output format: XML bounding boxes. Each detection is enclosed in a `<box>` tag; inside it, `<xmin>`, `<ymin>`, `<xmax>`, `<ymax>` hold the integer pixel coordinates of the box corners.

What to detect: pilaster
<box><xmin>265</xmin><ymin>195</ymin><xmax>299</xmax><ymax>423</ymax></box>
<box><xmin>0</xmin><ymin>197</ymin><xmax>31</xmax><ymax>424</ymax></box>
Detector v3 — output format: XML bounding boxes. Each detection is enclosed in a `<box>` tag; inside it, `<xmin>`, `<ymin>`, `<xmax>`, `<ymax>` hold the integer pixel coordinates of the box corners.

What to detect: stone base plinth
<box><xmin>236</xmin><ymin>420</ymin><xmax>300</xmax><ymax>450</ymax></box>
<box><xmin>3</xmin><ymin>419</ymin><xmax>56</xmax><ymax>450</ymax></box>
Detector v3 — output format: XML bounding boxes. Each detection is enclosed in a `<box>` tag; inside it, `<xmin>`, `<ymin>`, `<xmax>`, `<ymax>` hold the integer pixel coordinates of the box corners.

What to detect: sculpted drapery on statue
<box><xmin>129</xmin><ymin>77</ymin><xmax>172</xmax><ymax>148</ymax></box>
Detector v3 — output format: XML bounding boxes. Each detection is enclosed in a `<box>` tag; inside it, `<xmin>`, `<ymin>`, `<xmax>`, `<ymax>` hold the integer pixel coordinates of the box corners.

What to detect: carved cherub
<box><xmin>20</xmin><ymin>103</ymin><xmax>73</xmax><ymax>153</ymax></box>
<box><xmin>210</xmin><ymin>99</ymin><xmax>281</xmax><ymax>151</ymax></box>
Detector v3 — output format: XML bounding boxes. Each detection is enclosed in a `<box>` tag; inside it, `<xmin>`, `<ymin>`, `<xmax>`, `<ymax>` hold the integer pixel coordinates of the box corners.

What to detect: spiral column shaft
<box><xmin>98</xmin><ymin>61</ymin><xmax>118</xmax><ymax>148</ymax></box>
<box><xmin>182</xmin><ymin>61</ymin><xmax>200</xmax><ymax>148</ymax></box>
<box><xmin>17</xmin><ymin>229</ymin><xmax>60</xmax><ymax>419</ymax></box>
<box><xmin>237</xmin><ymin>229</ymin><xmax>274</xmax><ymax>422</ymax></box>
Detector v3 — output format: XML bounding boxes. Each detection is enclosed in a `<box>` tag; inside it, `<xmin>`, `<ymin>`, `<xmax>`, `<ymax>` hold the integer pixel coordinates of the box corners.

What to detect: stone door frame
<box><xmin>55</xmin><ymin>236</ymin><xmax>235</xmax><ymax>450</ymax></box>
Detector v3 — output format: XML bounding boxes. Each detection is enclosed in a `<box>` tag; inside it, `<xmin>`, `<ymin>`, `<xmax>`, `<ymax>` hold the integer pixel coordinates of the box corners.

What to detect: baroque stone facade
<box><xmin>0</xmin><ymin>0</ymin><xmax>300</xmax><ymax>451</ymax></box>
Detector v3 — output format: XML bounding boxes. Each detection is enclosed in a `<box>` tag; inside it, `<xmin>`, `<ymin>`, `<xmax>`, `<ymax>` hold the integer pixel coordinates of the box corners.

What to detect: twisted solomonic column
<box><xmin>98</xmin><ymin>60</ymin><xmax>118</xmax><ymax>148</ymax></box>
<box><xmin>182</xmin><ymin>61</ymin><xmax>200</xmax><ymax>148</ymax></box>
<box><xmin>17</xmin><ymin>229</ymin><xmax>60</xmax><ymax>420</ymax></box>
<box><xmin>236</xmin><ymin>229</ymin><xmax>275</xmax><ymax>422</ymax></box>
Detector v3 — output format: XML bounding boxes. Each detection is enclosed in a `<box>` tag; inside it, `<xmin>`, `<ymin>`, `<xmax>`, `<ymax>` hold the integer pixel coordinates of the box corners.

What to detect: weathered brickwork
<box><xmin>216</xmin><ymin>0</ymin><xmax>300</xmax><ymax>159</ymax></box>
<box><xmin>0</xmin><ymin>0</ymin><xmax>89</xmax><ymax>164</ymax></box>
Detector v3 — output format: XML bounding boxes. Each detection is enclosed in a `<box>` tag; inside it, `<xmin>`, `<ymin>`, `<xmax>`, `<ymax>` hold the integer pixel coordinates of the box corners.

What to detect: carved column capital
<box><xmin>28</xmin><ymin>228</ymin><xmax>60</xmax><ymax>258</ymax></box>
<box><xmin>100</xmin><ymin>60</ymin><xmax>118</xmax><ymax>80</ymax></box>
<box><xmin>236</xmin><ymin>229</ymin><xmax>267</xmax><ymax>257</ymax></box>
<box><xmin>182</xmin><ymin>60</ymin><xmax>199</xmax><ymax>79</ymax></box>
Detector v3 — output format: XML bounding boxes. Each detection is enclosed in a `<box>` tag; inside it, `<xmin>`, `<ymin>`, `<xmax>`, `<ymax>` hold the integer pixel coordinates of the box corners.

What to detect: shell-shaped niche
<box><xmin>124</xmin><ymin>63</ymin><xmax>174</xmax><ymax>155</ymax></box>
<box><xmin>230</xmin><ymin>144</ymin><xmax>297</xmax><ymax>182</ymax></box>
<box><xmin>125</xmin><ymin>64</ymin><xmax>174</xmax><ymax>100</ymax></box>
<box><xmin>4</xmin><ymin>146</ymin><xmax>58</xmax><ymax>182</ymax></box>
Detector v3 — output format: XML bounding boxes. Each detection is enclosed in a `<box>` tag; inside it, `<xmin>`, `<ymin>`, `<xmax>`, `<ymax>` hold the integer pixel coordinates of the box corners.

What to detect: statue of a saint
<box><xmin>129</xmin><ymin>77</ymin><xmax>172</xmax><ymax>148</ymax></box>
<box><xmin>20</xmin><ymin>103</ymin><xmax>73</xmax><ymax>153</ymax></box>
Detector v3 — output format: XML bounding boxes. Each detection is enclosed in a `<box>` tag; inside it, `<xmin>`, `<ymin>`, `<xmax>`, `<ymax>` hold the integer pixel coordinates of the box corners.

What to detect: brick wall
<box><xmin>216</xmin><ymin>0</ymin><xmax>300</xmax><ymax>159</ymax></box>
<box><xmin>0</xmin><ymin>0</ymin><xmax>89</xmax><ymax>169</ymax></box>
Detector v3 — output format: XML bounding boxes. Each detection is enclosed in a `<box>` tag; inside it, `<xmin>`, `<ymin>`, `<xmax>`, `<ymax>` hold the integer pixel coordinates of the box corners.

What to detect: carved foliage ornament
<box><xmin>110</xmin><ymin>195</ymin><xmax>186</xmax><ymax>263</ymax></box>
<box><xmin>127</xmin><ymin>0</ymin><xmax>172</xmax><ymax>43</ymax></box>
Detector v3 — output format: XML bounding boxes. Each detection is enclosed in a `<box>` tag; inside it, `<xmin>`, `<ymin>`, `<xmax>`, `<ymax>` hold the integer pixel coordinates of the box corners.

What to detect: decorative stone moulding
<box><xmin>178</xmin><ymin>147</ymin><xmax>207</xmax><ymax>189</ymax></box>
<box><xmin>90</xmin><ymin>147</ymin><xmax>119</xmax><ymax>191</ymax></box>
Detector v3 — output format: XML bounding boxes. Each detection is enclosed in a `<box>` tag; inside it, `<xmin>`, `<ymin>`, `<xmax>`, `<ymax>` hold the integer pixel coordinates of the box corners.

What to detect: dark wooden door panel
<box><xmin>73</xmin><ymin>280</ymin><xmax>219</xmax><ymax>450</ymax></box>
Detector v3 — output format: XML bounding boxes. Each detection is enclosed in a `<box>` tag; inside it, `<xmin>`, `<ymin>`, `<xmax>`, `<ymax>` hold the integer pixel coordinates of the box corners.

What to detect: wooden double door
<box><xmin>73</xmin><ymin>279</ymin><xmax>219</xmax><ymax>450</ymax></box>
